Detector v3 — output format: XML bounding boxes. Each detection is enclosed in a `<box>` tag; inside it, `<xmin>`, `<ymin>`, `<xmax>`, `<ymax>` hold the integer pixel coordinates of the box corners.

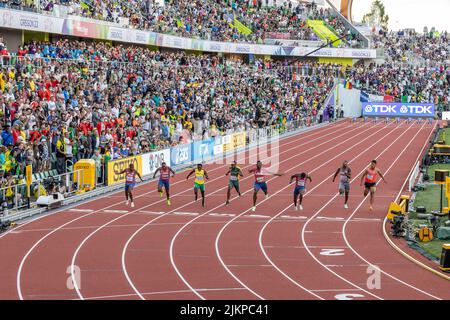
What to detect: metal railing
<box><xmin>0</xmin><ymin>169</ymin><xmax>84</xmax><ymax>218</ymax></box>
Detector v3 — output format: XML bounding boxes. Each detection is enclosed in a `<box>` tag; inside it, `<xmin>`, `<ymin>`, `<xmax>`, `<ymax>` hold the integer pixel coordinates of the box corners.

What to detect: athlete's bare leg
<box><xmin>369</xmin><ymin>188</ymin><xmax>375</xmax><ymax>210</ymax></box>
<box><xmin>253</xmin><ymin>190</ymin><xmax>258</xmax><ymax>206</ymax></box>
<box><xmin>226</xmin><ymin>187</ymin><xmax>231</xmax><ymax>205</ymax></box>
<box><xmin>165</xmin><ymin>186</ymin><xmax>170</xmax><ymax>200</ymax></box>
<box><xmin>201</xmin><ymin>190</ymin><xmax>205</xmax><ymax>207</ymax></box>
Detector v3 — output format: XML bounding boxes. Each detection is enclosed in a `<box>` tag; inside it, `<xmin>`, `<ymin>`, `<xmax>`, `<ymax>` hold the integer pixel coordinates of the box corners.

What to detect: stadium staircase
<box><xmin>307</xmin><ymin>20</ymin><xmax>341</xmax><ymax>47</ymax></box>
<box><xmin>229</xmin><ymin>18</ymin><xmax>252</xmax><ymax>36</ymax></box>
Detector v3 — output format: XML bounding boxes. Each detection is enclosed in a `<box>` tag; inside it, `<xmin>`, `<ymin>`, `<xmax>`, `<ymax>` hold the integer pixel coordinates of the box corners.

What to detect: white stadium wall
<box><xmin>337</xmin><ymin>84</ymin><xmax>362</xmax><ymax>118</ymax></box>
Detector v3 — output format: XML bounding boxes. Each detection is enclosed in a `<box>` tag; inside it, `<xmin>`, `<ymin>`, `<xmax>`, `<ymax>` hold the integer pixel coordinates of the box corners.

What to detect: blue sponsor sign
<box><xmin>170</xmin><ymin>144</ymin><xmax>192</xmax><ymax>167</ymax></box>
<box><xmin>192</xmin><ymin>139</ymin><xmax>215</xmax><ymax>162</ymax></box>
<box><xmin>362</xmin><ymin>103</ymin><xmax>435</xmax><ymax>118</ymax></box>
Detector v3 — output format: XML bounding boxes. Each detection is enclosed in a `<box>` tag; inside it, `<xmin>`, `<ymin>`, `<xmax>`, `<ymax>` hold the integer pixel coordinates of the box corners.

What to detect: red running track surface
<box><xmin>0</xmin><ymin>120</ymin><xmax>448</xmax><ymax>300</ymax></box>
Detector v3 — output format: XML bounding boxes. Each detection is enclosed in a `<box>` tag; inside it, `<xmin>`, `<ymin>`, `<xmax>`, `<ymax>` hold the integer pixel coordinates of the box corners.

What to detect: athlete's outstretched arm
<box><xmin>273</xmin><ymin>172</ymin><xmax>283</xmax><ymax>177</ymax></box>
<box><xmin>152</xmin><ymin>168</ymin><xmax>160</xmax><ymax>179</ymax></box>
<box><xmin>360</xmin><ymin>169</ymin><xmax>368</xmax><ymax>186</ymax></box>
<box><xmin>332</xmin><ymin>168</ymin><xmax>340</xmax><ymax>182</ymax></box>
<box><xmin>307</xmin><ymin>174</ymin><xmax>312</xmax><ymax>182</ymax></box>
<box><xmin>114</xmin><ymin>169</ymin><xmax>126</xmax><ymax>175</ymax></box>
<box><xmin>136</xmin><ymin>171</ymin><xmax>144</xmax><ymax>183</ymax></box>
<box><xmin>170</xmin><ymin>167</ymin><xmax>176</xmax><ymax>176</ymax></box>
<box><xmin>290</xmin><ymin>174</ymin><xmax>297</xmax><ymax>184</ymax></box>
<box><xmin>204</xmin><ymin>170</ymin><xmax>209</xmax><ymax>180</ymax></box>
<box><xmin>377</xmin><ymin>169</ymin><xmax>387</xmax><ymax>183</ymax></box>
<box><xmin>225</xmin><ymin>169</ymin><xmax>231</xmax><ymax>176</ymax></box>
<box><xmin>347</xmin><ymin>168</ymin><xmax>352</xmax><ymax>179</ymax></box>
<box><xmin>186</xmin><ymin>169</ymin><xmax>195</xmax><ymax>180</ymax></box>
<box><xmin>238</xmin><ymin>169</ymin><xmax>244</xmax><ymax>177</ymax></box>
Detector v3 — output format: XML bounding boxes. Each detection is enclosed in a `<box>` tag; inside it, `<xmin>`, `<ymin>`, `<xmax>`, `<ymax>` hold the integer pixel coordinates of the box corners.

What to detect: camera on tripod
<box><xmin>391</xmin><ymin>212</ymin><xmax>406</xmax><ymax>237</ymax></box>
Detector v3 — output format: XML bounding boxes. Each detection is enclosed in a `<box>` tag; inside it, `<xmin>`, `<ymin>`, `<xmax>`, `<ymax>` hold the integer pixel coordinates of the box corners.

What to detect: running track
<box><xmin>0</xmin><ymin>120</ymin><xmax>449</xmax><ymax>300</ymax></box>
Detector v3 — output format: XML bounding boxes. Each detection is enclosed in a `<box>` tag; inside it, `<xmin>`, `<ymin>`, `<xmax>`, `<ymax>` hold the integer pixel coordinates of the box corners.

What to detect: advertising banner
<box><xmin>107</xmin><ymin>155</ymin><xmax>143</xmax><ymax>186</ymax></box>
<box><xmin>222</xmin><ymin>135</ymin><xmax>234</xmax><ymax>152</ymax></box>
<box><xmin>141</xmin><ymin>149</ymin><xmax>171</xmax><ymax>176</ymax></box>
<box><xmin>362</xmin><ymin>103</ymin><xmax>435</xmax><ymax>118</ymax></box>
<box><xmin>0</xmin><ymin>8</ymin><xmax>377</xmax><ymax>59</ymax></box>
<box><xmin>170</xmin><ymin>144</ymin><xmax>192</xmax><ymax>167</ymax></box>
<box><xmin>192</xmin><ymin>139</ymin><xmax>215</xmax><ymax>162</ymax></box>
<box><xmin>232</xmin><ymin>132</ymin><xmax>246</xmax><ymax>149</ymax></box>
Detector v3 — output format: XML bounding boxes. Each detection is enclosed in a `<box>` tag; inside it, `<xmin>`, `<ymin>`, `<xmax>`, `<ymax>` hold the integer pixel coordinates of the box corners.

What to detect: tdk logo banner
<box><xmin>362</xmin><ymin>103</ymin><xmax>435</xmax><ymax>118</ymax></box>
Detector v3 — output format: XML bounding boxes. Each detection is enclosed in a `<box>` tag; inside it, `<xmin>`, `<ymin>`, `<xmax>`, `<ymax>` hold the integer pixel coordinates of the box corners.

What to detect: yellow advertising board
<box><xmin>25</xmin><ymin>164</ymin><xmax>32</xmax><ymax>198</ymax></box>
<box><xmin>222</xmin><ymin>132</ymin><xmax>247</xmax><ymax>153</ymax></box>
<box><xmin>107</xmin><ymin>155</ymin><xmax>143</xmax><ymax>186</ymax></box>
<box><xmin>222</xmin><ymin>135</ymin><xmax>234</xmax><ymax>153</ymax></box>
<box><xmin>232</xmin><ymin>132</ymin><xmax>246</xmax><ymax>149</ymax></box>
<box><xmin>446</xmin><ymin>176</ymin><xmax>450</xmax><ymax>198</ymax></box>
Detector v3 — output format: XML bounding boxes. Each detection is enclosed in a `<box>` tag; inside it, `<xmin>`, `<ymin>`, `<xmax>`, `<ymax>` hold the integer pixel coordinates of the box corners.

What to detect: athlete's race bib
<box><xmin>230</xmin><ymin>175</ymin><xmax>238</xmax><ymax>181</ymax></box>
<box><xmin>367</xmin><ymin>174</ymin><xmax>373</xmax><ymax>180</ymax></box>
<box><xmin>126</xmin><ymin>175</ymin><xmax>134</xmax><ymax>182</ymax></box>
<box><xmin>196</xmin><ymin>175</ymin><xmax>204</xmax><ymax>181</ymax></box>
<box><xmin>297</xmin><ymin>180</ymin><xmax>305</xmax><ymax>187</ymax></box>
<box><xmin>256</xmin><ymin>176</ymin><xmax>264</xmax><ymax>182</ymax></box>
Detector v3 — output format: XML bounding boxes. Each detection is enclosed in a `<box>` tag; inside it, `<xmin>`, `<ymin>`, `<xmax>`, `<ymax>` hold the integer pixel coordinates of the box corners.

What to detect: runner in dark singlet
<box><xmin>225</xmin><ymin>161</ymin><xmax>243</xmax><ymax>205</ymax></box>
<box><xmin>114</xmin><ymin>163</ymin><xmax>143</xmax><ymax>208</ymax></box>
<box><xmin>360</xmin><ymin>160</ymin><xmax>387</xmax><ymax>211</ymax></box>
<box><xmin>290</xmin><ymin>172</ymin><xmax>312</xmax><ymax>210</ymax></box>
<box><xmin>332</xmin><ymin>160</ymin><xmax>351</xmax><ymax>209</ymax></box>
<box><xmin>153</xmin><ymin>162</ymin><xmax>175</xmax><ymax>206</ymax></box>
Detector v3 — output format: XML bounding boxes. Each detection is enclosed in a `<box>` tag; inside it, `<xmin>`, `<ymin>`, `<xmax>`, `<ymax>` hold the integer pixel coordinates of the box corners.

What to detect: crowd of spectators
<box><xmin>345</xmin><ymin>29</ymin><xmax>450</xmax><ymax>107</ymax></box>
<box><xmin>0</xmin><ymin>38</ymin><xmax>334</xmax><ymax>189</ymax></box>
<box><xmin>1</xmin><ymin>0</ymin><xmax>360</xmax><ymax>46</ymax></box>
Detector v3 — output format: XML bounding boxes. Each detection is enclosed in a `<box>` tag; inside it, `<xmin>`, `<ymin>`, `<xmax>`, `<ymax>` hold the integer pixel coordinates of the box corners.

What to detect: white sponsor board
<box><xmin>141</xmin><ymin>149</ymin><xmax>171</xmax><ymax>176</ymax></box>
<box><xmin>442</xmin><ymin>111</ymin><xmax>450</xmax><ymax>120</ymax></box>
<box><xmin>0</xmin><ymin>8</ymin><xmax>377</xmax><ymax>59</ymax></box>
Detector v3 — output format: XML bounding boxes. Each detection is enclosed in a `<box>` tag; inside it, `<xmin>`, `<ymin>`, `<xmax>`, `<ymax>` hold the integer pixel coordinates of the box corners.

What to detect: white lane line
<box><xmin>134</xmin><ymin>122</ymin><xmax>364</xmax><ymax>301</ymax></box>
<box><xmin>253</xmin><ymin>122</ymin><xmax>397</xmax><ymax>300</ymax></box>
<box><xmin>342</xmin><ymin>122</ymin><xmax>443</xmax><ymax>300</ymax></box>
<box><xmin>173</xmin><ymin>212</ymin><xmax>199</xmax><ymax>216</ymax></box>
<box><xmin>69</xmin><ymin>209</ymin><xmax>94</xmax><ymax>212</ymax></box>
<box><xmin>208</xmin><ymin>213</ymin><xmax>236</xmax><ymax>217</ymax></box>
<box><xmin>279</xmin><ymin>215</ymin><xmax>307</xmax><ymax>219</ymax></box>
<box><xmin>103</xmin><ymin>210</ymin><xmax>129</xmax><ymax>214</ymax></box>
<box><xmin>138</xmin><ymin>211</ymin><xmax>164</xmax><ymax>215</ymax></box>
<box><xmin>72</xmin><ymin>125</ymin><xmax>338</xmax><ymax>301</ymax></box>
<box><xmin>246</xmin><ymin>215</ymin><xmax>271</xmax><ymax>219</ymax></box>
<box><xmin>212</xmin><ymin>122</ymin><xmax>389</xmax><ymax>301</ymax></box>
<box><xmin>352</xmin><ymin>218</ymin><xmax>382</xmax><ymax>222</ymax></box>
<box><xmin>310</xmin><ymin>288</ymin><xmax>362</xmax><ymax>292</ymax></box>
<box><xmin>4</xmin><ymin>121</ymin><xmax>343</xmax><ymax>247</ymax></box>
<box><xmin>298</xmin><ymin>122</ymin><xmax>421</xmax><ymax>300</ymax></box>
<box><xmin>13</xmin><ymin>122</ymin><xmax>345</xmax><ymax>300</ymax></box>
<box><xmin>82</xmin><ymin>287</ymin><xmax>247</xmax><ymax>300</ymax></box>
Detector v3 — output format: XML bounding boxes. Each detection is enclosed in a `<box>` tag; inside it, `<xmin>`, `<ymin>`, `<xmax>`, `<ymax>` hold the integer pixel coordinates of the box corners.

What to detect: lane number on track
<box><xmin>320</xmin><ymin>249</ymin><xmax>345</xmax><ymax>256</ymax></box>
<box><xmin>335</xmin><ymin>293</ymin><xmax>365</xmax><ymax>300</ymax></box>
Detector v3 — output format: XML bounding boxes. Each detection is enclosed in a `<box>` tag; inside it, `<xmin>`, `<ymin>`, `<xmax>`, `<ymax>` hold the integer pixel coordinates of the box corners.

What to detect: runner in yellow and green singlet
<box><xmin>186</xmin><ymin>163</ymin><xmax>209</xmax><ymax>207</ymax></box>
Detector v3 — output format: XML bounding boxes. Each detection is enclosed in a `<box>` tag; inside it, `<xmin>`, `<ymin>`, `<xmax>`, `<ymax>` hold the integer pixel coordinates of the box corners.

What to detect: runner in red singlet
<box><xmin>114</xmin><ymin>163</ymin><xmax>143</xmax><ymax>208</ymax></box>
<box><xmin>249</xmin><ymin>160</ymin><xmax>283</xmax><ymax>212</ymax></box>
<box><xmin>360</xmin><ymin>160</ymin><xmax>387</xmax><ymax>211</ymax></box>
<box><xmin>153</xmin><ymin>162</ymin><xmax>175</xmax><ymax>206</ymax></box>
